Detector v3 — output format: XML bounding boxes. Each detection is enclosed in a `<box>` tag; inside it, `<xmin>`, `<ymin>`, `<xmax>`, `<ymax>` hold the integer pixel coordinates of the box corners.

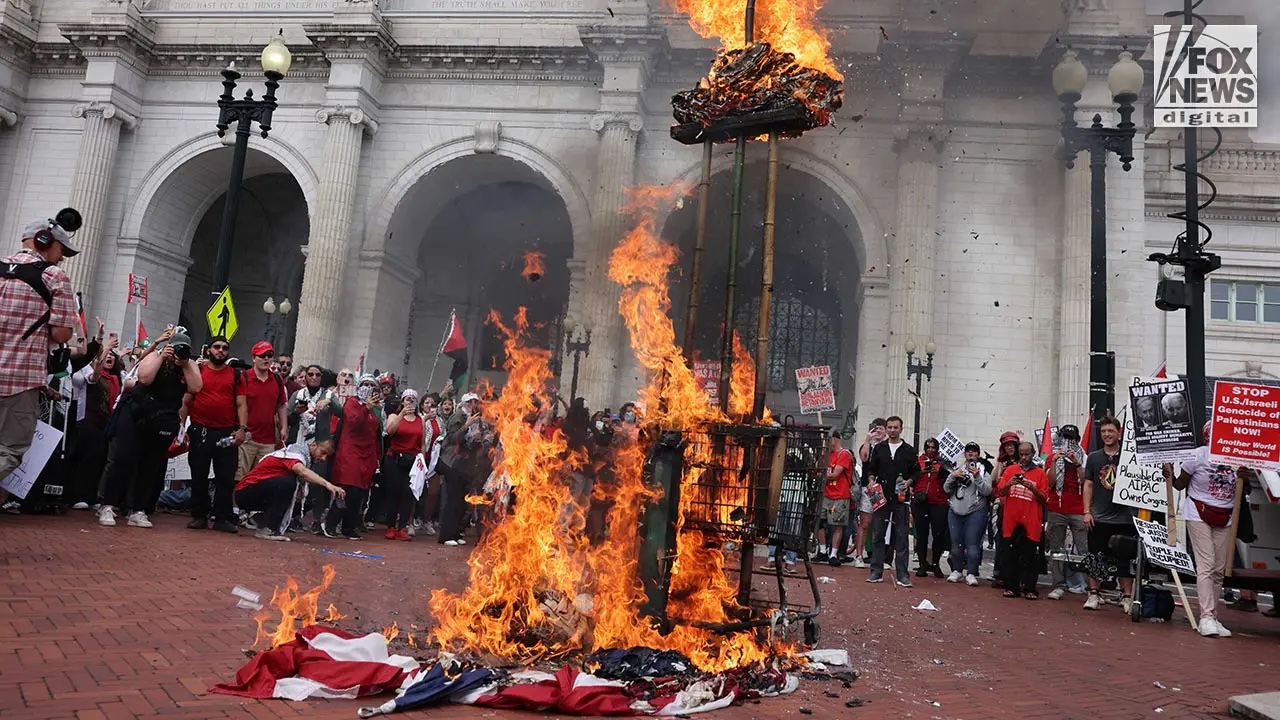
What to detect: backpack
<box><xmin>0</xmin><ymin>258</ymin><xmax>53</xmax><ymax>340</ymax></box>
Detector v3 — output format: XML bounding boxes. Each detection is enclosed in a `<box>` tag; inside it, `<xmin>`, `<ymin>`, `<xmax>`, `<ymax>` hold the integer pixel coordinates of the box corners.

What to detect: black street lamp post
<box><xmin>262</xmin><ymin>296</ymin><xmax>292</xmax><ymax>346</ymax></box>
<box><xmin>212</xmin><ymin>33</ymin><xmax>293</xmax><ymax>295</ymax></box>
<box><xmin>905</xmin><ymin>340</ymin><xmax>935</xmax><ymax>449</ymax></box>
<box><xmin>1053</xmin><ymin>49</ymin><xmax>1144</xmax><ymax>444</ymax></box>
<box><xmin>566</xmin><ymin>326</ymin><xmax>592</xmax><ymax>401</ymax></box>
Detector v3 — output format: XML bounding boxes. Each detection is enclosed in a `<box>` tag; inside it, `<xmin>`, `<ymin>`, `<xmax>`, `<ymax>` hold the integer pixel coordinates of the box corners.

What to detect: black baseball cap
<box><xmin>964</xmin><ymin>442</ymin><xmax>981</xmax><ymax>452</ymax></box>
<box><xmin>1059</xmin><ymin>425</ymin><xmax>1081</xmax><ymax>441</ymax></box>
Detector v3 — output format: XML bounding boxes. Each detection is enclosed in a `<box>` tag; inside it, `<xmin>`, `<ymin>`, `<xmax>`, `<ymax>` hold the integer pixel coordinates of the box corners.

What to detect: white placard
<box><xmin>1132</xmin><ymin>516</ymin><xmax>1195</xmax><ymax>575</ymax></box>
<box><xmin>1114</xmin><ymin>406</ymin><xmax>1177</xmax><ymax>513</ymax></box>
<box><xmin>0</xmin><ymin>421</ymin><xmax>64</xmax><ymax>499</ymax></box>
<box><xmin>795</xmin><ymin>365</ymin><xmax>836</xmax><ymax>415</ymax></box>
<box><xmin>166</xmin><ymin>453</ymin><xmax>192</xmax><ymax>488</ymax></box>
<box><xmin>935</xmin><ymin>428</ymin><xmax>965</xmax><ymax>464</ymax></box>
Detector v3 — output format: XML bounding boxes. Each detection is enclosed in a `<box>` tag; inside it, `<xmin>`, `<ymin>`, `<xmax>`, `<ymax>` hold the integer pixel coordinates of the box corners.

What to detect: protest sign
<box><xmin>1209</xmin><ymin>380</ymin><xmax>1280</xmax><ymax>470</ymax></box>
<box><xmin>0</xmin><ymin>422</ymin><xmax>63</xmax><ymax>499</ymax></box>
<box><xmin>693</xmin><ymin>360</ymin><xmax>720</xmax><ymax>407</ymax></box>
<box><xmin>1132</xmin><ymin>516</ymin><xmax>1195</xmax><ymax>575</ymax></box>
<box><xmin>795</xmin><ymin>365</ymin><xmax>835</xmax><ymax>414</ymax></box>
<box><xmin>1034</xmin><ymin>426</ymin><xmax>1059</xmax><ymax>450</ymax></box>
<box><xmin>1129</xmin><ymin>377</ymin><xmax>1197</xmax><ymax>464</ymax></box>
<box><xmin>1114</xmin><ymin>406</ymin><xmax>1174</xmax><ymax>513</ymax></box>
<box><xmin>935</xmin><ymin>428</ymin><xmax>965</xmax><ymax>464</ymax></box>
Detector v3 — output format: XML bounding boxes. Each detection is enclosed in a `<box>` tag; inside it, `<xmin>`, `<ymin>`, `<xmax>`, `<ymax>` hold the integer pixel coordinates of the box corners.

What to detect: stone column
<box><xmin>572</xmin><ymin>112</ymin><xmax>643</xmax><ymax>407</ymax></box>
<box><xmin>292</xmin><ymin>106</ymin><xmax>374</xmax><ymax>366</ymax></box>
<box><xmin>1057</xmin><ymin>159</ymin><xmax>1091</xmax><ymax>421</ymax></box>
<box><xmin>884</xmin><ymin>126</ymin><xmax>942</xmax><ymax>427</ymax></box>
<box><xmin>64</xmin><ymin>101</ymin><xmax>136</xmax><ymax>299</ymax></box>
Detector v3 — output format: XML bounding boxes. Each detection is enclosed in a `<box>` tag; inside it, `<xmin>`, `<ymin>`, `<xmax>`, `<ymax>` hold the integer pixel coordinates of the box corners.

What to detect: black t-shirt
<box><xmin>132</xmin><ymin>362</ymin><xmax>188</xmax><ymax>437</ymax></box>
<box><xmin>1085</xmin><ymin>448</ymin><xmax>1132</xmax><ymax>525</ymax></box>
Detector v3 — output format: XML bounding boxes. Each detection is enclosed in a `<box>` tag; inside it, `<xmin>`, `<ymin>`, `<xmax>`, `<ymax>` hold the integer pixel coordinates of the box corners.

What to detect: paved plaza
<box><xmin>2</xmin><ymin>512</ymin><xmax>1277</xmax><ymax>720</ymax></box>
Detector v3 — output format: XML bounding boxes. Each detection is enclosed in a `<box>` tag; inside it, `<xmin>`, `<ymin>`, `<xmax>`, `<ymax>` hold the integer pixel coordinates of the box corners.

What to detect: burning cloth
<box><xmin>672</xmin><ymin>42</ymin><xmax>843</xmax><ymax>130</ymax></box>
<box><xmin>212</xmin><ymin>626</ymin><xmax>798</xmax><ymax>715</ymax></box>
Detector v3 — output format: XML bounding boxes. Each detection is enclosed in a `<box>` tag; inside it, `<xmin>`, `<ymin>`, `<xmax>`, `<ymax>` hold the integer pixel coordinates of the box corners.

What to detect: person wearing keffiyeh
<box><xmin>1044</xmin><ymin>424</ymin><xmax>1088</xmax><ymax>600</ymax></box>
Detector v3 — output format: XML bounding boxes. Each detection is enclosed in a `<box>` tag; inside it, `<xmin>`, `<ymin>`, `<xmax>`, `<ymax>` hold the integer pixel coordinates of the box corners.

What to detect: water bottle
<box><xmin>216</xmin><ymin>435</ymin><xmax>237</xmax><ymax>448</ymax></box>
<box><xmin>895</xmin><ymin>473</ymin><xmax>908</xmax><ymax>503</ymax></box>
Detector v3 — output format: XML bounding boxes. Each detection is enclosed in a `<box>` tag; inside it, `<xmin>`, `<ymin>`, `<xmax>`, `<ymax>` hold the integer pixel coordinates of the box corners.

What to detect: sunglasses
<box><xmin>306</xmin><ymin>371</ymin><xmax>321</xmax><ymax>377</ymax></box>
<box><xmin>210</xmin><ymin>344</ymin><xmax>230</xmax><ymax>352</ymax></box>
<box><xmin>256</xmin><ymin>352</ymin><xmax>275</xmax><ymax>359</ymax></box>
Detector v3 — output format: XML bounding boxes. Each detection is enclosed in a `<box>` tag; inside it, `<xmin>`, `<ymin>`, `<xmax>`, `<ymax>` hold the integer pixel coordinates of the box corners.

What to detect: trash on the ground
<box><xmin>819</xmin><ymin>576</ymin><xmax>835</xmax><ymax>584</ymax></box>
<box><xmin>316</xmin><ymin>548</ymin><xmax>385</xmax><ymax>560</ymax></box>
<box><xmin>1155</xmin><ymin>708</ymin><xmax>1164</xmax><ymax>713</ymax></box>
<box><xmin>231</xmin><ymin>586</ymin><xmax>261</xmax><ymax>604</ymax></box>
<box><xmin>235</xmin><ymin>598</ymin><xmax>263</xmax><ymax>611</ymax></box>
<box><xmin>932</xmin><ymin>658</ymin><xmax>944</xmax><ymax>665</ymax></box>
<box><xmin>912</xmin><ymin>600</ymin><xmax>938</xmax><ymax>611</ymax></box>
<box><xmin>1153</xmin><ymin>681</ymin><xmax>1167</xmax><ymax>689</ymax></box>
<box><xmin>845</xmin><ymin>697</ymin><xmax>866</xmax><ymax>708</ymax></box>
<box><xmin>929</xmin><ymin>700</ymin><xmax>941</xmax><ymax>707</ymax></box>
<box><xmin>798</xmin><ymin>707</ymin><xmax>813</xmax><ymax>715</ymax></box>
<box><xmin>801</xmin><ymin>649</ymin><xmax>849</xmax><ymax>666</ymax></box>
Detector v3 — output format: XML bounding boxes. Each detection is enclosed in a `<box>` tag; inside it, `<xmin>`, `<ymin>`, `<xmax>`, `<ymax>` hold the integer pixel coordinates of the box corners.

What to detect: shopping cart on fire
<box><xmin>638</xmin><ymin>417</ymin><xmax>829</xmax><ymax>646</ymax></box>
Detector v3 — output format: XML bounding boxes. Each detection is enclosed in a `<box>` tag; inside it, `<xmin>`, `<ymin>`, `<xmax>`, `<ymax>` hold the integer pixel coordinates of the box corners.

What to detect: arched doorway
<box><xmin>132</xmin><ymin>143</ymin><xmax>310</xmax><ymax>355</ymax></box>
<box><xmin>662</xmin><ymin>163</ymin><xmax>864</xmax><ymax>416</ymax></box>
<box><xmin>380</xmin><ymin>154</ymin><xmax>575</xmax><ymax>390</ymax></box>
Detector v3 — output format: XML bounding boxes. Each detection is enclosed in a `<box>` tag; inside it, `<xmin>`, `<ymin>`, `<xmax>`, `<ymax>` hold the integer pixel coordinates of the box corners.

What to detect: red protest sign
<box><xmin>1208</xmin><ymin>380</ymin><xmax>1280</xmax><ymax>470</ymax></box>
<box><xmin>693</xmin><ymin>360</ymin><xmax>719</xmax><ymax>406</ymax></box>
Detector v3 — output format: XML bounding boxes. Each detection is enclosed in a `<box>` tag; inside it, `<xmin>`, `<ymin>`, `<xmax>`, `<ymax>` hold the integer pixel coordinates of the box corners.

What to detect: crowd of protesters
<box><xmin>789</xmin><ymin>414</ymin><xmax>1275</xmax><ymax>637</ymax></box>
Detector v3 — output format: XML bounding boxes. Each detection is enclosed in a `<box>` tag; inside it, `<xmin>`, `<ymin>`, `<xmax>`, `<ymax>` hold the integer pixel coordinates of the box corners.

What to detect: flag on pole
<box><xmin>442</xmin><ymin>311</ymin><xmax>469</xmax><ymax>387</ymax></box>
<box><xmin>1080</xmin><ymin>408</ymin><xmax>1095</xmax><ymax>453</ymax></box>
<box><xmin>1153</xmin><ymin>361</ymin><xmax>1167</xmax><ymax>379</ymax></box>
<box><xmin>355</xmin><ymin>353</ymin><xmax>366</xmax><ymax>375</ymax></box>
<box><xmin>1038</xmin><ymin>411</ymin><xmax>1053</xmax><ymax>460</ymax></box>
<box><xmin>137</xmin><ymin>320</ymin><xmax>149</xmax><ymax>346</ymax></box>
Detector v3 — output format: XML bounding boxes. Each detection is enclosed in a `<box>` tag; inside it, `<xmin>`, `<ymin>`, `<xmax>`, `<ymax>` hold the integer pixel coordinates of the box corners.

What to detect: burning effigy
<box><xmin>213</xmin><ymin>0</ymin><xmax>854</xmax><ymax>714</ymax></box>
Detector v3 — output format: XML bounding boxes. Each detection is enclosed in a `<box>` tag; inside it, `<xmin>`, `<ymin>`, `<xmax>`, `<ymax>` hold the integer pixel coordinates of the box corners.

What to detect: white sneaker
<box><xmin>127</xmin><ymin>511</ymin><xmax>153</xmax><ymax>528</ymax></box>
<box><xmin>947</xmin><ymin>571</ymin><xmax>962</xmax><ymax>583</ymax></box>
<box><xmin>1047</xmin><ymin>587</ymin><xmax>1066</xmax><ymax>601</ymax></box>
<box><xmin>444</xmin><ymin>540</ymin><xmax>461</xmax><ymax>547</ymax></box>
<box><xmin>1198</xmin><ymin>617</ymin><xmax>1221</xmax><ymax>637</ymax></box>
<box><xmin>965</xmin><ymin>574</ymin><xmax>980</xmax><ymax>587</ymax></box>
<box><xmin>1084</xmin><ymin>593</ymin><xmax>1101</xmax><ymax>611</ymax></box>
<box><xmin>1121</xmin><ymin>598</ymin><xmax>1133</xmax><ymax>615</ymax></box>
<box><xmin>72</xmin><ymin>502</ymin><xmax>90</xmax><ymax>510</ymax></box>
<box><xmin>1212</xmin><ymin>618</ymin><xmax>1232</xmax><ymax>638</ymax></box>
<box><xmin>97</xmin><ymin>506</ymin><xmax>117</xmax><ymax>527</ymax></box>
<box><xmin>853</xmin><ymin>558</ymin><xmax>867</xmax><ymax>569</ymax></box>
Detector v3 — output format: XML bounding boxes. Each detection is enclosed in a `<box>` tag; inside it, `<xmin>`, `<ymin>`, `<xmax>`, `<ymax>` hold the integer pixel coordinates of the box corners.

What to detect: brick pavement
<box><xmin>2</xmin><ymin>511</ymin><xmax>1278</xmax><ymax>720</ymax></box>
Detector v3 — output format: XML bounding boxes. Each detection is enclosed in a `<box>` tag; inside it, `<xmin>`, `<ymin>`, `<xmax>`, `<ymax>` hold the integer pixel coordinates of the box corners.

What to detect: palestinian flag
<box><xmin>75</xmin><ymin>292</ymin><xmax>87</xmax><ymax>339</ymax></box>
<box><xmin>1081</xmin><ymin>408</ymin><xmax>1095</xmax><ymax>453</ymax></box>
<box><xmin>137</xmin><ymin>320</ymin><xmax>149</xmax><ymax>346</ymax></box>
<box><xmin>1038</xmin><ymin>411</ymin><xmax>1053</xmax><ymax>461</ymax></box>
<box><xmin>442</xmin><ymin>311</ymin><xmax>468</xmax><ymax>386</ymax></box>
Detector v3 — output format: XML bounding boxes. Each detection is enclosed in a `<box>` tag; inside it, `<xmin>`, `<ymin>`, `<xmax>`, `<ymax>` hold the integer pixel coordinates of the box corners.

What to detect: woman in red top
<box><xmin>912</xmin><ymin>438</ymin><xmax>951</xmax><ymax>578</ymax></box>
<box><xmin>321</xmin><ymin>375</ymin><xmax>384</xmax><ymax>540</ymax></box>
<box><xmin>997</xmin><ymin>441</ymin><xmax>1049</xmax><ymax>599</ymax></box>
<box><xmin>383</xmin><ymin>389</ymin><xmax>425</xmax><ymax>540</ymax></box>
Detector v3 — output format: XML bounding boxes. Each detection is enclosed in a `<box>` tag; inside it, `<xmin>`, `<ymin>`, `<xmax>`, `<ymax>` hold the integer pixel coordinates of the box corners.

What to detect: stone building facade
<box><xmin>0</xmin><ymin>0</ymin><xmax>1273</xmax><ymax>445</ymax></box>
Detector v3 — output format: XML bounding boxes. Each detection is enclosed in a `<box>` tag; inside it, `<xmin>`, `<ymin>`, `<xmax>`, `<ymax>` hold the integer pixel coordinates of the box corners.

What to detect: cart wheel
<box><xmin>803</xmin><ymin>618</ymin><xmax>820</xmax><ymax>645</ymax></box>
<box><xmin>1129</xmin><ymin>600</ymin><xmax>1142</xmax><ymax>623</ymax></box>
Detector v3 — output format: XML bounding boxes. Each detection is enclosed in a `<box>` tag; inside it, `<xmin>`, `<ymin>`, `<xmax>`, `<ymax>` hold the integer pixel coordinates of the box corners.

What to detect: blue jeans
<box><xmin>948</xmin><ymin>506</ymin><xmax>989</xmax><ymax>577</ymax></box>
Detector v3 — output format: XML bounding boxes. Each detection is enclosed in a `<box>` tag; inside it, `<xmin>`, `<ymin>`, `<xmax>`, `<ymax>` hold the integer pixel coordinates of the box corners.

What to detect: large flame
<box><xmin>428</xmin><ymin>185</ymin><xmax>778</xmax><ymax>671</ymax></box>
<box><xmin>253</xmin><ymin>565</ymin><xmax>341</xmax><ymax>649</ymax></box>
<box><xmin>669</xmin><ymin>0</ymin><xmax>842</xmax><ymax>80</ymax></box>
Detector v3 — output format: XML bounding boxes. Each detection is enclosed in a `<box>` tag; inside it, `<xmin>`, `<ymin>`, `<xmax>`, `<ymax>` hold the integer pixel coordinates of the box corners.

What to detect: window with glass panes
<box><xmin>1210</xmin><ymin>280</ymin><xmax>1280</xmax><ymax>324</ymax></box>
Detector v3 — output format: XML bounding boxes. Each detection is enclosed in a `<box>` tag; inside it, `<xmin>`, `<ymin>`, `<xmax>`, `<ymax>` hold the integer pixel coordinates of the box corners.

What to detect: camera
<box><xmin>172</xmin><ymin>343</ymin><xmax>191</xmax><ymax>361</ymax></box>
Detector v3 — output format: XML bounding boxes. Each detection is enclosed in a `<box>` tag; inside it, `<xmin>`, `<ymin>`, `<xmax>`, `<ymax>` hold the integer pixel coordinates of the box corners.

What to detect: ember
<box><xmin>671</xmin><ymin>42</ymin><xmax>844</xmax><ymax>139</ymax></box>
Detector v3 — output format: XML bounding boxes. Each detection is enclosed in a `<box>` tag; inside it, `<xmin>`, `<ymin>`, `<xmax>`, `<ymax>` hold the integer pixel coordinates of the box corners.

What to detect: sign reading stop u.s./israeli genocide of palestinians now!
<box><xmin>795</xmin><ymin>365</ymin><xmax>835</xmax><ymax>415</ymax></box>
<box><xmin>1209</xmin><ymin>380</ymin><xmax>1280</xmax><ymax>471</ymax></box>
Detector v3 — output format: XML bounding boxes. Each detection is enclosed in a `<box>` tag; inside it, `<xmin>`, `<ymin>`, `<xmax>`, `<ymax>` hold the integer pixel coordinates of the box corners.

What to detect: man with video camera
<box><xmin>0</xmin><ymin>214</ymin><xmax>81</xmax><ymax>504</ymax></box>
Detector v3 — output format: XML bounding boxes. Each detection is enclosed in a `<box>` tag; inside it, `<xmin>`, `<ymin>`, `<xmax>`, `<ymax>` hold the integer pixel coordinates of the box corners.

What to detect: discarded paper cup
<box><xmin>231</xmin><ymin>586</ymin><xmax>261</xmax><ymax>604</ymax></box>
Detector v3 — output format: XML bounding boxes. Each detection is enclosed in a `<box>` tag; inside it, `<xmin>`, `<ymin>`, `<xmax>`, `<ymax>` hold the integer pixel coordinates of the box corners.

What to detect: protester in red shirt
<box><xmin>321</xmin><ymin>374</ymin><xmax>384</xmax><ymax>540</ymax></box>
<box><xmin>234</xmin><ymin>438</ymin><xmax>343</xmax><ymax>541</ymax></box>
<box><xmin>817</xmin><ymin>431</ymin><xmax>854</xmax><ymax>567</ymax></box>
<box><xmin>383</xmin><ymin>388</ymin><xmax>425</xmax><ymax>541</ymax></box>
<box><xmin>1044</xmin><ymin>424</ymin><xmax>1088</xmax><ymax>599</ymax></box>
<box><xmin>183</xmin><ymin>335</ymin><xmax>244</xmax><ymax>533</ymax></box>
<box><xmin>997</xmin><ymin>441</ymin><xmax>1049</xmax><ymax>599</ymax></box>
<box><xmin>912</xmin><ymin>438</ymin><xmax>951</xmax><ymax>579</ymax></box>
<box><xmin>235</xmin><ymin>341</ymin><xmax>287</xmax><ymax>484</ymax></box>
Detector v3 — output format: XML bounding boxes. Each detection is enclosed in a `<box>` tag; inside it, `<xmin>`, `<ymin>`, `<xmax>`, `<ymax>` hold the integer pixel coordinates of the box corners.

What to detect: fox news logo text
<box><xmin>1154</xmin><ymin>24</ymin><xmax>1257</xmax><ymax>128</ymax></box>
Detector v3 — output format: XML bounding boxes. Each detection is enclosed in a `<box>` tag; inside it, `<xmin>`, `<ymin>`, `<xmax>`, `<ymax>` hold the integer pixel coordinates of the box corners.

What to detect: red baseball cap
<box><xmin>251</xmin><ymin>341</ymin><xmax>275</xmax><ymax>358</ymax></box>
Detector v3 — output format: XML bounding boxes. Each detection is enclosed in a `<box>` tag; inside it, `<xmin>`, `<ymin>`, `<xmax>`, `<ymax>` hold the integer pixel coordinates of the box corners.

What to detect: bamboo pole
<box><xmin>752</xmin><ymin>132</ymin><xmax>779</xmax><ymax>421</ymax></box>
<box><xmin>1165</xmin><ymin>474</ymin><xmax>1197</xmax><ymax>630</ymax></box>
<box><xmin>683</xmin><ymin>141</ymin><xmax>713</xmax><ymax>358</ymax></box>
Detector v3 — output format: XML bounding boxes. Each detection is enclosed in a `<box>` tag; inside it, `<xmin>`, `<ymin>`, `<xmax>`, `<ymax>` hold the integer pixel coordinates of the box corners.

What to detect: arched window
<box><xmin>735</xmin><ymin>292</ymin><xmax>841</xmax><ymax>393</ymax></box>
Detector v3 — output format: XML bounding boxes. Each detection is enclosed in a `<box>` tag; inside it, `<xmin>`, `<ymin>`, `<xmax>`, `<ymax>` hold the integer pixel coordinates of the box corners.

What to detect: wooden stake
<box><xmin>1165</xmin><ymin>477</ymin><xmax>1197</xmax><ymax>630</ymax></box>
<box><xmin>1224</xmin><ymin>470</ymin><xmax>1247</xmax><ymax>578</ymax></box>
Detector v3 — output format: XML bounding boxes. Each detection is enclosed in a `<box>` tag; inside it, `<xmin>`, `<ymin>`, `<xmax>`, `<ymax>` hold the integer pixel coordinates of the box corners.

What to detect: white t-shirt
<box><xmin>887</xmin><ymin>440</ymin><xmax>904</xmax><ymax>459</ymax></box>
<box><xmin>1179</xmin><ymin>446</ymin><xmax>1237</xmax><ymax>524</ymax></box>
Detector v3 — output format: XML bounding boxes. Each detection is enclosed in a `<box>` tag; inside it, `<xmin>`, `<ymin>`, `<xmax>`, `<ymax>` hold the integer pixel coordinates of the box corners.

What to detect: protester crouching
<box><xmin>235</xmin><ymin>438</ymin><xmax>343</xmax><ymax>542</ymax></box>
<box><xmin>98</xmin><ymin>327</ymin><xmax>201</xmax><ymax>528</ymax></box>
<box><xmin>944</xmin><ymin>443</ymin><xmax>992</xmax><ymax>585</ymax></box>
<box><xmin>1165</xmin><ymin>422</ymin><xmax>1249</xmax><ymax>638</ymax></box>
<box><xmin>996</xmin><ymin>441</ymin><xmax>1049</xmax><ymax>599</ymax></box>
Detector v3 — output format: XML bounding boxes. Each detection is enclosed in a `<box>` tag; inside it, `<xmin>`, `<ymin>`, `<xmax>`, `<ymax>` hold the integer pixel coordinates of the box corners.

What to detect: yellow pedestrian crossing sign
<box><xmin>206</xmin><ymin>286</ymin><xmax>239</xmax><ymax>341</ymax></box>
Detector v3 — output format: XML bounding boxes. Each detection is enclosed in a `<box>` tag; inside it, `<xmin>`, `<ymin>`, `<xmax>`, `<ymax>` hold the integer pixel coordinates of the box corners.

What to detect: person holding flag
<box><xmin>1044</xmin><ymin>424</ymin><xmax>1088</xmax><ymax>600</ymax></box>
